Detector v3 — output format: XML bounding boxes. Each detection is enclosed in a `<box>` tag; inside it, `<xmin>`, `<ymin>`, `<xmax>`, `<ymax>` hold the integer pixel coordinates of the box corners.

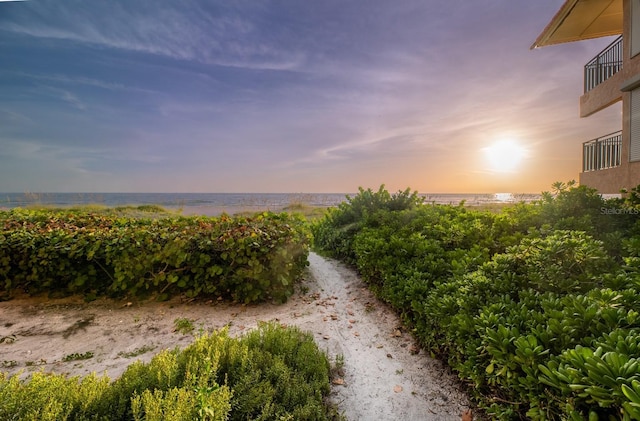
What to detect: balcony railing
<box><xmin>584</xmin><ymin>36</ymin><xmax>623</xmax><ymax>93</ymax></box>
<box><xmin>583</xmin><ymin>131</ymin><xmax>622</xmax><ymax>172</ymax></box>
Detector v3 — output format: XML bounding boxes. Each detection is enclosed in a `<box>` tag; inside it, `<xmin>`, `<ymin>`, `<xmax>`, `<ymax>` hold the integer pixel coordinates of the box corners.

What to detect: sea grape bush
<box><xmin>0</xmin><ymin>209</ymin><xmax>310</xmax><ymax>303</ymax></box>
<box><xmin>0</xmin><ymin>323</ymin><xmax>332</xmax><ymax>420</ymax></box>
<box><xmin>312</xmin><ymin>184</ymin><xmax>640</xmax><ymax>419</ymax></box>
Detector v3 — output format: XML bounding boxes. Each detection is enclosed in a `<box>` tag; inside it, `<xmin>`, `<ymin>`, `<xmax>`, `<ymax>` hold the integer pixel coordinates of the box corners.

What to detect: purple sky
<box><xmin>0</xmin><ymin>0</ymin><xmax>622</xmax><ymax>193</ymax></box>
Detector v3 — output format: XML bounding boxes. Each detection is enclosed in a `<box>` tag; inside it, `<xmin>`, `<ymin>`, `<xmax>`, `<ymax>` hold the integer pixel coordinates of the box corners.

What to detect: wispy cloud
<box><xmin>0</xmin><ymin>108</ymin><xmax>32</xmax><ymax>124</ymax></box>
<box><xmin>0</xmin><ymin>138</ymin><xmax>97</xmax><ymax>177</ymax></box>
<box><xmin>12</xmin><ymin>72</ymin><xmax>157</xmax><ymax>94</ymax></box>
<box><xmin>2</xmin><ymin>0</ymin><xmax>304</xmax><ymax>71</ymax></box>
<box><xmin>38</xmin><ymin>86</ymin><xmax>86</xmax><ymax>110</ymax></box>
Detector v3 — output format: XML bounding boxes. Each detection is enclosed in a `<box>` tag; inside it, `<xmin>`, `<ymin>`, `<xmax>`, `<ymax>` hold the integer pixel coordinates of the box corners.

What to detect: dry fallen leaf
<box><xmin>461</xmin><ymin>409</ymin><xmax>473</xmax><ymax>421</ymax></box>
<box><xmin>332</xmin><ymin>378</ymin><xmax>345</xmax><ymax>385</ymax></box>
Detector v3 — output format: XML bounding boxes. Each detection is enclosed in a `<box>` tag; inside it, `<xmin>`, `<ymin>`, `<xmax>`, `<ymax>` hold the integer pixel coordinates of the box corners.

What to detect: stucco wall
<box><xmin>580</xmin><ymin>70</ymin><xmax>624</xmax><ymax>117</ymax></box>
<box><xmin>581</xmin><ymin>166</ymin><xmax>627</xmax><ymax>193</ymax></box>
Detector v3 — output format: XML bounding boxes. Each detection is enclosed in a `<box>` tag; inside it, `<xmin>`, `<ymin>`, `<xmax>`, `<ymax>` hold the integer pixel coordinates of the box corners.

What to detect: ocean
<box><xmin>0</xmin><ymin>192</ymin><xmax>542</xmax><ymax>216</ymax></box>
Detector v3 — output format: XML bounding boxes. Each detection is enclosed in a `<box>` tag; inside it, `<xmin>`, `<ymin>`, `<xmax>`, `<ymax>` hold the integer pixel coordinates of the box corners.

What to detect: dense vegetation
<box><xmin>6</xmin><ymin>185</ymin><xmax>640</xmax><ymax>419</ymax></box>
<box><xmin>0</xmin><ymin>209</ymin><xmax>336</xmax><ymax>420</ymax></box>
<box><xmin>313</xmin><ymin>183</ymin><xmax>640</xmax><ymax>420</ymax></box>
<box><xmin>0</xmin><ymin>323</ymin><xmax>332</xmax><ymax>421</ymax></box>
<box><xmin>0</xmin><ymin>209</ymin><xmax>310</xmax><ymax>303</ymax></box>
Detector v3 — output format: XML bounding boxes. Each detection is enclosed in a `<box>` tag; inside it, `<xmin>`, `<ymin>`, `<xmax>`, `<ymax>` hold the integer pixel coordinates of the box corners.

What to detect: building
<box><xmin>533</xmin><ymin>0</ymin><xmax>640</xmax><ymax>194</ymax></box>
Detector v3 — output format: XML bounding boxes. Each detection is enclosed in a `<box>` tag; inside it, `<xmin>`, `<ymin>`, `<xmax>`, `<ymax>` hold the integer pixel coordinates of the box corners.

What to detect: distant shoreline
<box><xmin>0</xmin><ymin>192</ymin><xmax>543</xmax><ymax>217</ymax></box>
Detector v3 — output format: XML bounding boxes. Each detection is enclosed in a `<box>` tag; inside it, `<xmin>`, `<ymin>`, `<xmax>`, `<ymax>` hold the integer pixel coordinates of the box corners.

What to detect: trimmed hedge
<box><xmin>312</xmin><ymin>185</ymin><xmax>640</xmax><ymax>419</ymax></box>
<box><xmin>0</xmin><ymin>209</ymin><xmax>310</xmax><ymax>303</ymax></box>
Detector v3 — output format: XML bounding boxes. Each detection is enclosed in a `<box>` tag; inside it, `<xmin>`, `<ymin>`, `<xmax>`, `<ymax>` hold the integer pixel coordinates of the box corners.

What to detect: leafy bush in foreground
<box><xmin>0</xmin><ymin>323</ymin><xmax>331</xmax><ymax>421</ymax></box>
<box><xmin>313</xmin><ymin>184</ymin><xmax>640</xmax><ymax>419</ymax></box>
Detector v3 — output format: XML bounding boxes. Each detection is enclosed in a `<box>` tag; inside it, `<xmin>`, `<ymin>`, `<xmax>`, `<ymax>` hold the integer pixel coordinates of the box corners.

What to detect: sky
<box><xmin>0</xmin><ymin>0</ymin><xmax>624</xmax><ymax>193</ymax></box>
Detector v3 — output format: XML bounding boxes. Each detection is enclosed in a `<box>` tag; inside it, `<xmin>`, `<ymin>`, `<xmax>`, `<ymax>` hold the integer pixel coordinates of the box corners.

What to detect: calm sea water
<box><xmin>0</xmin><ymin>192</ymin><xmax>541</xmax><ymax>216</ymax></box>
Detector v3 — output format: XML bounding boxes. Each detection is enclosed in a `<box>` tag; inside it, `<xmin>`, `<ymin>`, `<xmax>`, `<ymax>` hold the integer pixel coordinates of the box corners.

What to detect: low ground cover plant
<box><xmin>313</xmin><ymin>184</ymin><xmax>640</xmax><ymax>419</ymax></box>
<box><xmin>0</xmin><ymin>210</ymin><xmax>310</xmax><ymax>303</ymax></box>
<box><xmin>0</xmin><ymin>323</ymin><xmax>332</xmax><ymax>421</ymax></box>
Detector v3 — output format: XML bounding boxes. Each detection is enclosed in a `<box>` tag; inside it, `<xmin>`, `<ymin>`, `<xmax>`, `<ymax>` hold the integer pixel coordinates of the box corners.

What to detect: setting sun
<box><xmin>484</xmin><ymin>139</ymin><xmax>527</xmax><ymax>173</ymax></box>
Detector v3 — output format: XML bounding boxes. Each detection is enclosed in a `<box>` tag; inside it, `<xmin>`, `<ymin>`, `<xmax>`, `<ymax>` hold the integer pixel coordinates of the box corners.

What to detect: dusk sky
<box><xmin>0</xmin><ymin>0</ymin><xmax>623</xmax><ymax>193</ymax></box>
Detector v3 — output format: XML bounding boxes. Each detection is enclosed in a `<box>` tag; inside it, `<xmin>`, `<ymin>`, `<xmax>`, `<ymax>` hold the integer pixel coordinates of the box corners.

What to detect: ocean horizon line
<box><xmin>0</xmin><ymin>192</ymin><xmax>543</xmax><ymax>201</ymax></box>
<box><xmin>0</xmin><ymin>192</ymin><xmax>545</xmax><ymax>217</ymax></box>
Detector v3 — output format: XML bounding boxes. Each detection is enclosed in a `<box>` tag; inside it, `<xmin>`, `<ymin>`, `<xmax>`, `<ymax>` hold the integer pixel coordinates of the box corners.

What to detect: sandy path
<box><xmin>0</xmin><ymin>252</ymin><xmax>470</xmax><ymax>420</ymax></box>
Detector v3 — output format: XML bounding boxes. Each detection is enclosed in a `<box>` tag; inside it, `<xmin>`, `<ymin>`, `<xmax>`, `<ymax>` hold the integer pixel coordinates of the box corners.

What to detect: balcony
<box><xmin>584</xmin><ymin>36</ymin><xmax>623</xmax><ymax>93</ymax></box>
<box><xmin>582</xmin><ymin>131</ymin><xmax>622</xmax><ymax>172</ymax></box>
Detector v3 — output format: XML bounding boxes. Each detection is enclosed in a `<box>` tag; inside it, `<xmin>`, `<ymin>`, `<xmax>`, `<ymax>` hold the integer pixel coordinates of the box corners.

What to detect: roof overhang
<box><xmin>531</xmin><ymin>0</ymin><xmax>623</xmax><ymax>49</ymax></box>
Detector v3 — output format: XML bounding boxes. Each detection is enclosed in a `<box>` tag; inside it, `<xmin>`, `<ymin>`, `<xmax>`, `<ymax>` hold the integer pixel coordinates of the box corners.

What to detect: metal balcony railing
<box><xmin>584</xmin><ymin>36</ymin><xmax>623</xmax><ymax>93</ymax></box>
<box><xmin>582</xmin><ymin>131</ymin><xmax>622</xmax><ymax>172</ymax></box>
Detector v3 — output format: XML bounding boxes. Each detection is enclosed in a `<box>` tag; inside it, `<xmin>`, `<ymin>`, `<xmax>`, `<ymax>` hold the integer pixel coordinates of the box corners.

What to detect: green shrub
<box><xmin>0</xmin><ymin>324</ymin><xmax>331</xmax><ymax>421</ymax></box>
<box><xmin>312</xmin><ymin>184</ymin><xmax>640</xmax><ymax>419</ymax></box>
<box><xmin>488</xmin><ymin>230</ymin><xmax>614</xmax><ymax>294</ymax></box>
<box><xmin>0</xmin><ymin>210</ymin><xmax>310</xmax><ymax>303</ymax></box>
<box><xmin>312</xmin><ymin>185</ymin><xmax>421</xmax><ymax>262</ymax></box>
<box><xmin>538</xmin><ymin>330</ymin><xmax>640</xmax><ymax>419</ymax></box>
<box><xmin>0</xmin><ymin>371</ymin><xmax>111</xmax><ymax>420</ymax></box>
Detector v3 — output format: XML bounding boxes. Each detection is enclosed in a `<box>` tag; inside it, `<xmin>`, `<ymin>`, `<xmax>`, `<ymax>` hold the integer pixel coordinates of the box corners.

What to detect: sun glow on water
<box><xmin>494</xmin><ymin>192</ymin><xmax>514</xmax><ymax>202</ymax></box>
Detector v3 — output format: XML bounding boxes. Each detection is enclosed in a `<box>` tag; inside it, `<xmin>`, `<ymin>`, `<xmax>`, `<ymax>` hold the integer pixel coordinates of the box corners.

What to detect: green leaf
<box><xmin>486</xmin><ymin>363</ymin><xmax>494</xmax><ymax>374</ymax></box>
